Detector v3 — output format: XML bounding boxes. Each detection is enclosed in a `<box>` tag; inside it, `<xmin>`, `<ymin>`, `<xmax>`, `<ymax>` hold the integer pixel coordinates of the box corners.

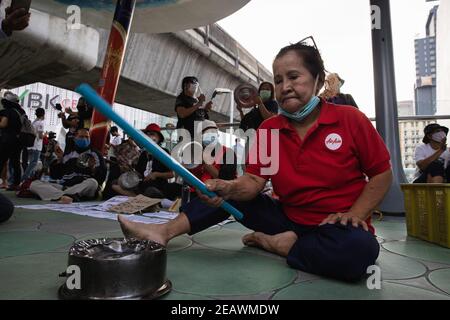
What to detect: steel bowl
<box><xmin>118</xmin><ymin>171</ymin><xmax>142</xmax><ymax>190</ymax></box>
<box><xmin>234</xmin><ymin>84</ymin><xmax>258</xmax><ymax>108</ymax></box>
<box><xmin>58</xmin><ymin>238</ymin><xmax>171</xmax><ymax>300</ymax></box>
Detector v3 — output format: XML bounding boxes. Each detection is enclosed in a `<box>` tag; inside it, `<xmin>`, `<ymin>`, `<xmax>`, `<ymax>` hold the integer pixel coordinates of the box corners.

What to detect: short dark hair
<box><xmin>258</xmin><ymin>82</ymin><xmax>275</xmax><ymax>100</ymax></box>
<box><xmin>110</xmin><ymin>126</ymin><xmax>118</xmax><ymax>134</ymax></box>
<box><xmin>181</xmin><ymin>76</ymin><xmax>199</xmax><ymax>91</ymax></box>
<box><xmin>275</xmin><ymin>42</ymin><xmax>326</xmax><ymax>93</ymax></box>
<box><xmin>35</xmin><ymin>108</ymin><xmax>45</xmax><ymax>117</ymax></box>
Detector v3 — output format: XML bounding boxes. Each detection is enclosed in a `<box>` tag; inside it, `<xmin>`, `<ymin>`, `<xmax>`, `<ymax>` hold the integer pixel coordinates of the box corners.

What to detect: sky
<box><xmin>218</xmin><ymin>0</ymin><xmax>439</xmax><ymax>117</ymax></box>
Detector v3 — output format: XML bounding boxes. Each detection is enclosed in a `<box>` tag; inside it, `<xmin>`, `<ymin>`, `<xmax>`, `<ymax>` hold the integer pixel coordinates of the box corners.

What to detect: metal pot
<box><xmin>118</xmin><ymin>170</ymin><xmax>142</xmax><ymax>190</ymax></box>
<box><xmin>58</xmin><ymin>238</ymin><xmax>171</xmax><ymax>300</ymax></box>
<box><xmin>234</xmin><ymin>83</ymin><xmax>258</xmax><ymax>108</ymax></box>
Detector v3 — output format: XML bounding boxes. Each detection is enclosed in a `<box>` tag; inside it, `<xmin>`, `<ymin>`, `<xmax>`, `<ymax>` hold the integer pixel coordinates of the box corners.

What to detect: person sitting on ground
<box><xmin>175</xmin><ymin>76</ymin><xmax>213</xmax><ymax>140</ymax></box>
<box><xmin>112</xmin><ymin>123</ymin><xmax>174</xmax><ymax>198</ymax></box>
<box><xmin>320</xmin><ymin>73</ymin><xmax>358</xmax><ymax>108</ymax></box>
<box><xmin>413</xmin><ymin>123</ymin><xmax>450</xmax><ymax>183</ymax></box>
<box><xmin>22</xmin><ymin>108</ymin><xmax>45</xmax><ymax>182</ymax></box>
<box><xmin>102</xmin><ymin>136</ymin><xmax>141</xmax><ymax>200</ymax></box>
<box><xmin>238</xmin><ymin>81</ymin><xmax>279</xmax><ymax>132</ymax></box>
<box><xmin>106</xmin><ymin>126</ymin><xmax>122</xmax><ymax>161</ymax></box>
<box><xmin>29</xmin><ymin>128</ymin><xmax>107</xmax><ymax>204</ymax></box>
<box><xmin>117</xmin><ymin>40</ymin><xmax>392</xmax><ymax>282</ymax></box>
<box><xmin>0</xmin><ymin>192</ymin><xmax>14</xmax><ymax>223</ymax></box>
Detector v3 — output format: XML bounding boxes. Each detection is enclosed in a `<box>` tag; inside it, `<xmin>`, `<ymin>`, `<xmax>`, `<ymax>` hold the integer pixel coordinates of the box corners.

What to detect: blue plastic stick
<box><xmin>75</xmin><ymin>83</ymin><xmax>243</xmax><ymax>220</ymax></box>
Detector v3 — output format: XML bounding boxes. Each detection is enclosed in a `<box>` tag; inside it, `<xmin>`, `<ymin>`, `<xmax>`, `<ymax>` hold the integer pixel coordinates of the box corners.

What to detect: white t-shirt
<box><xmin>30</xmin><ymin>119</ymin><xmax>45</xmax><ymax>151</ymax></box>
<box><xmin>414</xmin><ymin>143</ymin><xmax>450</xmax><ymax>179</ymax></box>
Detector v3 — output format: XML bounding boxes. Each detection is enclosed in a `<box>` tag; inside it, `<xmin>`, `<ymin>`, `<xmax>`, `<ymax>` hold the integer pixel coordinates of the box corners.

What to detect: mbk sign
<box><xmin>22</xmin><ymin>92</ymin><xmax>78</xmax><ymax>110</ymax></box>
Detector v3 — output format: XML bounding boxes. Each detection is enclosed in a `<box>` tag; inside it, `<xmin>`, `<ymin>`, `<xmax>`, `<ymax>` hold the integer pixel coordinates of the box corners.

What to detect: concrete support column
<box><xmin>370</xmin><ymin>0</ymin><xmax>406</xmax><ymax>213</ymax></box>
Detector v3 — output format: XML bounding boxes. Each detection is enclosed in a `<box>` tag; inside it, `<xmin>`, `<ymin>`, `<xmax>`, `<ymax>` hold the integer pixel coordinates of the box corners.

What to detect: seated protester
<box><xmin>103</xmin><ymin>137</ymin><xmax>141</xmax><ymax>200</ymax></box>
<box><xmin>238</xmin><ymin>82</ymin><xmax>279</xmax><ymax>132</ymax></box>
<box><xmin>175</xmin><ymin>76</ymin><xmax>213</xmax><ymax>140</ymax></box>
<box><xmin>112</xmin><ymin>124</ymin><xmax>174</xmax><ymax>198</ymax></box>
<box><xmin>106</xmin><ymin>126</ymin><xmax>122</xmax><ymax>161</ymax></box>
<box><xmin>320</xmin><ymin>73</ymin><xmax>358</xmax><ymax>108</ymax></box>
<box><xmin>413</xmin><ymin>123</ymin><xmax>450</xmax><ymax>183</ymax></box>
<box><xmin>118</xmin><ymin>40</ymin><xmax>392</xmax><ymax>283</ymax></box>
<box><xmin>0</xmin><ymin>192</ymin><xmax>14</xmax><ymax>223</ymax></box>
<box><xmin>182</xmin><ymin>120</ymin><xmax>237</xmax><ymax>201</ymax></box>
<box><xmin>29</xmin><ymin>128</ymin><xmax>107</xmax><ymax>204</ymax></box>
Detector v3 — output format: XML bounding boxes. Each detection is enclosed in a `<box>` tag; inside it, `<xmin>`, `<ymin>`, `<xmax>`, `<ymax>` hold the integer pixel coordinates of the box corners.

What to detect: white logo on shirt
<box><xmin>325</xmin><ymin>133</ymin><xmax>343</xmax><ymax>151</ymax></box>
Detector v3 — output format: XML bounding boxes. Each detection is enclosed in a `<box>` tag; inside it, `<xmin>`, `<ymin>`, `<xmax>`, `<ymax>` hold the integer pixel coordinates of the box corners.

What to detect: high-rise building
<box><xmin>436</xmin><ymin>0</ymin><xmax>450</xmax><ymax>117</ymax></box>
<box><xmin>414</xmin><ymin>4</ymin><xmax>438</xmax><ymax>115</ymax></box>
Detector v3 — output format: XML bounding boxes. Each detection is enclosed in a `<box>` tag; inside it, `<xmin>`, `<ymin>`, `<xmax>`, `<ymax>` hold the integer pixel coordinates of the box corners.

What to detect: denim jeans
<box><xmin>21</xmin><ymin>149</ymin><xmax>41</xmax><ymax>182</ymax></box>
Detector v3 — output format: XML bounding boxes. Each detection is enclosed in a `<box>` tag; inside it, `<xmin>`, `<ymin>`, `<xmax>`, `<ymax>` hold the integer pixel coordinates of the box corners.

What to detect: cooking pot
<box><xmin>234</xmin><ymin>84</ymin><xmax>258</xmax><ymax>108</ymax></box>
<box><xmin>58</xmin><ymin>238</ymin><xmax>171</xmax><ymax>300</ymax></box>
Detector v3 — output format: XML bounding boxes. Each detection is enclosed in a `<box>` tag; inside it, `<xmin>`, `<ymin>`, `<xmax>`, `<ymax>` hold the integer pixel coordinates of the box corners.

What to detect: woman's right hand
<box><xmin>196</xmin><ymin>179</ymin><xmax>234</xmax><ymax>207</ymax></box>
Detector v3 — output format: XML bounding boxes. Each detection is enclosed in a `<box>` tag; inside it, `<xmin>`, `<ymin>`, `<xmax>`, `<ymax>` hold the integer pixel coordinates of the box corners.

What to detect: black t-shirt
<box><xmin>0</xmin><ymin>105</ymin><xmax>25</xmax><ymax>140</ymax></box>
<box><xmin>175</xmin><ymin>93</ymin><xmax>209</xmax><ymax>138</ymax></box>
<box><xmin>239</xmin><ymin>100</ymin><xmax>279</xmax><ymax>132</ymax></box>
<box><xmin>136</xmin><ymin>148</ymin><xmax>172</xmax><ymax>190</ymax></box>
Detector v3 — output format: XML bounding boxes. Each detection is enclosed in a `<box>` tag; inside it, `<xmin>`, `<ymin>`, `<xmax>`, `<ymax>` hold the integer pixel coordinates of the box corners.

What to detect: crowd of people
<box><xmin>1</xmin><ymin>0</ymin><xmax>448</xmax><ymax>282</ymax></box>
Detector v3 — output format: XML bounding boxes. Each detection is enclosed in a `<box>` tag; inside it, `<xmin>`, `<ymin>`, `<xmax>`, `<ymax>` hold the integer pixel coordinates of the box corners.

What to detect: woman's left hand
<box><xmin>319</xmin><ymin>212</ymin><xmax>369</xmax><ymax>232</ymax></box>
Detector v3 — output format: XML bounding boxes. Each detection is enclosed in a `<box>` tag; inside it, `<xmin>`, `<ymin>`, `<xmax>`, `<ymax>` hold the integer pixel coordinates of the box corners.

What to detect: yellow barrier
<box><xmin>401</xmin><ymin>184</ymin><xmax>450</xmax><ymax>248</ymax></box>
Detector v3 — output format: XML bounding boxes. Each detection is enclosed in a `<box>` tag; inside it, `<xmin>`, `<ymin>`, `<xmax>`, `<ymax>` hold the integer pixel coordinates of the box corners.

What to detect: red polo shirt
<box><xmin>245</xmin><ymin>100</ymin><xmax>391</xmax><ymax>234</ymax></box>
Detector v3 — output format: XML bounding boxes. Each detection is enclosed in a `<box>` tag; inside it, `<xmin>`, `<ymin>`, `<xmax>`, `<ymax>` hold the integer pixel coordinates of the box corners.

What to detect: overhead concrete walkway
<box><xmin>0</xmin><ymin>8</ymin><xmax>272</xmax><ymax>123</ymax></box>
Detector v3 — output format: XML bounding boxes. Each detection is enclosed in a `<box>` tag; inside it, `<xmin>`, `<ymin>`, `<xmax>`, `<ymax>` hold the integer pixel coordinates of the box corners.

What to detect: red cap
<box><xmin>143</xmin><ymin>123</ymin><xmax>164</xmax><ymax>142</ymax></box>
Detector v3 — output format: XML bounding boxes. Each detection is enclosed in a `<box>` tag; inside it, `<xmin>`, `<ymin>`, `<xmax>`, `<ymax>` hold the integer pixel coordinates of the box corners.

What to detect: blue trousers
<box><xmin>22</xmin><ymin>149</ymin><xmax>41</xmax><ymax>182</ymax></box>
<box><xmin>182</xmin><ymin>194</ymin><xmax>380</xmax><ymax>282</ymax></box>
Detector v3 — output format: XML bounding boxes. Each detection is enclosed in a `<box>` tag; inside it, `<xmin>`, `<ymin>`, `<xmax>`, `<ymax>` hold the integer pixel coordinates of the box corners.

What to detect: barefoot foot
<box><xmin>58</xmin><ymin>195</ymin><xmax>73</xmax><ymax>204</ymax></box>
<box><xmin>242</xmin><ymin>231</ymin><xmax>298</xmax><ymax>257</ymax></box>
<box><xmin>118</xmin><ymin>215</ymin><xmax>168</xmax><ymax>246</ymax></box>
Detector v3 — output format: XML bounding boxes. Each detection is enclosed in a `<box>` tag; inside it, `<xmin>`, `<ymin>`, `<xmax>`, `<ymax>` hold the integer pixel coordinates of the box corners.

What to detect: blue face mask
<box><xmin>74</xmin><ymin>138</ymin><xmax>90</xmax><ymax>149</ymax></box>
<box><xmin>279</xmin><ymin>96</ymin><xmax>320</xmax><ymax>122</ymax></box>
<box><xmin>279</xmin><ymin>75</ymin><xmax>321</xmax><ymax>122</ymax></box>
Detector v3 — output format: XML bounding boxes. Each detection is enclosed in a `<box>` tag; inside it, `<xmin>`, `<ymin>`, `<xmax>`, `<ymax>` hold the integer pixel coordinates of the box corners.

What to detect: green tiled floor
<box><xmin>0</xmin><ymin>190</ymin><xmax>449</xmax><ymax>300</ymax></box>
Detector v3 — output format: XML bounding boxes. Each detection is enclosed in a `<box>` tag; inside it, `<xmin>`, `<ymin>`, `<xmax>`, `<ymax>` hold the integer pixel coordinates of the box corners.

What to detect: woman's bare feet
<box><xmin>242</xmin><ymin>231</ymin><xmax>298</xmax><ymax>257</ymax></box>
<box><xmin>118</xmin><ymin>215</ymin><xmax>169</xmax><ymax>246</ymax></box>
<box><xmin>58</xmin><ymin>195</ymin><xmax>73</xmax><ymax>204</ymax></box>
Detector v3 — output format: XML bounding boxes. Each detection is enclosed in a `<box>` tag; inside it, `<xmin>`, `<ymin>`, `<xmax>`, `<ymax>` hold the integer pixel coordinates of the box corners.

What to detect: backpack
<box><xmin>13</xmin><ymin>108</ymin><xmax>36</xmax><ymax>147</ymax></box>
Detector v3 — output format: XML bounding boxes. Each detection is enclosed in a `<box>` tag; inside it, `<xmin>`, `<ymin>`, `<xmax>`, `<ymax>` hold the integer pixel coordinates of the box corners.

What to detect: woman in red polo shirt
<box><xmin>118</xmin><ymin>40</ymin><xmax>393</xmax><ymax>282</ymax></box>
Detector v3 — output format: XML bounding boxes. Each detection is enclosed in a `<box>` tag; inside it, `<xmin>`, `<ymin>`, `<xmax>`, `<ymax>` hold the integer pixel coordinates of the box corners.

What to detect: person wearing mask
<box><xmin>0</xmin><ymin>1</ymin><xmax>30</xmax><ymax>39</ymax></box>
<box><xmin>29</xmin><ymin>128</ymin><xmax>107</xmax><ymax>204</ymax></box>
<box><xmin>58</xmin><ymin>112</ymin><xmax>80</xmax><ymax>154</ymax></box>
<box><xmin>175</xmin><ymin>76</ymin><xmax>213</xmax><ymax>139</ymax></box>
<box><xmin>0</xmin><ymin>92</ymin><xmax>25</xmax><ymax>190</ymax></box>
<box><xmin>238</xmin><ymin>82</ymin><xmax>279</xmax><ymax>132</ymax></box>
<box><xmin>118</xmin><ymin>40</ymin><xmax>392</xmax><ymax>282</ymax></box>
<box><xmin>320</xmin><ymin>73</ymin><xmax>358</xmax><ymax>108</ymax></box>
<box><xmin>178</xmin><ymin>120</ymin><xmax>236</xmax><ymax>204</ymax></box>
<box><xmin>42</xmin><ymin>131</ymin><xmax>58</xmax><ymax>174</ymax></box>
<box><xmin>107</xmin><ymin>126</ymin><xmax>122</xmax><ymax>161</ymax></box>
<box><xmin>64</xmin><ymin>97</ymin><xmax>93</xmax><ymax>130</ymax></box>
<box><xmin>112</xmin><ymin>123</ymin><xmax>174</xmax><ymax>198</ymax></box>
<box><xmin>414</xmin><ymin>123</ymin><xmax>450</xmax><ymax>183</ymax></box>
<box><xmin>22</xmin><ymin>108</ymin><xmax>45</xmax><ymax>182</ymax></box>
